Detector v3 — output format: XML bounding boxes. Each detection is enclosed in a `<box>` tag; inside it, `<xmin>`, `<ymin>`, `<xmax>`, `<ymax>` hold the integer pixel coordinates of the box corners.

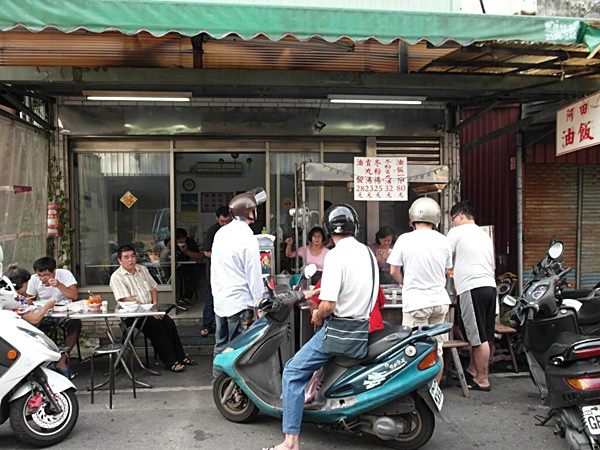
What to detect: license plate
<box><xmin>429</xmin><ymin>380</ymin><xmax>444</xmax><ymax>411</ymax></box>
<box><xmin>582</xmin><ymin>405</ymin><xmax>600</xmax><ymax>436</ymax></box>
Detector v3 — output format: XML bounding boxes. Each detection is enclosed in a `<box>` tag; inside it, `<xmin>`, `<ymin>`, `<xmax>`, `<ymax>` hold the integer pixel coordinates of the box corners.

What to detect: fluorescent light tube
<box><xmin>328</xmin><ymin>95</ymin><xmax>425</xmax><ymax>105</ymax></box>
<box><xmin>83</xmin><ymin>90</ymin><xmax>191</xmax><ymax>102</ymax></box>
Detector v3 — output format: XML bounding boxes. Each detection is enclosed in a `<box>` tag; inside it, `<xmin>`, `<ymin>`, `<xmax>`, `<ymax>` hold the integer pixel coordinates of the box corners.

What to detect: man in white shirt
<box><xmin>26</xmin><ymin>256</ymin><xmax>81</xmax><ymax>377</ymax></box>
<box><xmin>269</xmin><ymin>204</ymin><xmax>377</xmax><ymax>450</ymax></box>
<box><xmin>387</xmin><ymin>197</ymin><xmax>452</xmax><ymax>384</ymax></box>
<box><xmin>211</xmin><ymin>190</ymin><xmax>264</xmax><ymax>367</ymax></box>
<box><xmin>447</xmin><ymin>200</ymin><xmax>496</xmax><ymax>391</ymax></box>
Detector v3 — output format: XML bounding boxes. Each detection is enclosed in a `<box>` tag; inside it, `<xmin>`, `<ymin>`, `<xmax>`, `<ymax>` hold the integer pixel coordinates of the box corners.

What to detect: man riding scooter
<box><xmin>266</xmin><ymin>203</ymin><xmax>378</xmax><ymax>450</ymax></box>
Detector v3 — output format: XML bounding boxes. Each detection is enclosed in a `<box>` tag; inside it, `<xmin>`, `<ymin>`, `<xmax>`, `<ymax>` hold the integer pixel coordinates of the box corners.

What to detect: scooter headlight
<box><xmin>529</xmin><ymin>284</ymin><xmax>548</xmax><ymax>300</ymax></box>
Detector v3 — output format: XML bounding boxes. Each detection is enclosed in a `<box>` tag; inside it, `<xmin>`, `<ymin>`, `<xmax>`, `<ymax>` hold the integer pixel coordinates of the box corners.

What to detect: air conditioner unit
<box><xmin>192</xmin><ymin>162</ymin><xmax>243</xmax><ymax>174</ymax></box>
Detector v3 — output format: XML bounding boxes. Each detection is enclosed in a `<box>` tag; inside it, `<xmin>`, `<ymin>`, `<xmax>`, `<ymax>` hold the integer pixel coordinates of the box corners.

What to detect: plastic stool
<box><xmin>90</xmin><ymin>343</ymin><xmax>136</xmax><ymax>409</ymax></box>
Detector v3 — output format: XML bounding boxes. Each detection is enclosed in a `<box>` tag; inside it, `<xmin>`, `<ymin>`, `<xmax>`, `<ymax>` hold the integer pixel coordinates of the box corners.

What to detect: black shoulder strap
<box><xmin>364</xmin><ymin>247</ymin><xmax>376</xmax><ymax>317</ymax></box>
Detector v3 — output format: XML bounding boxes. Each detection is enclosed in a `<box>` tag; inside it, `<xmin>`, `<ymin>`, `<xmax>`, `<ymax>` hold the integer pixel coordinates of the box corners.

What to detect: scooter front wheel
<box><xmin>213</xmin><ymin>373</ymin><xmax>259</xmax><ymax>423</ymax></box>
<box><xmin>10</xmin><ymin>388</ymin><xmax>79</xmax><ymax>447</ymax></box>
<box><xmin>378</xmin><ymin>398</ymin><xmax>435</xmax><ymax>450</ymax></box>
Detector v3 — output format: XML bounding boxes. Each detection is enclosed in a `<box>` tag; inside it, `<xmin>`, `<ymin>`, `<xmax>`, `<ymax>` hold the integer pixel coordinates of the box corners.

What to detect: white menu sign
<box><xmin>353</xmin><ymin>157</ymin><xmax>408</xmax><ymax>201</ymax></box>
<box><xmin>556</xmin><ymin>92</ymin><xmax>600</xmax><ymax>156</ymax></box>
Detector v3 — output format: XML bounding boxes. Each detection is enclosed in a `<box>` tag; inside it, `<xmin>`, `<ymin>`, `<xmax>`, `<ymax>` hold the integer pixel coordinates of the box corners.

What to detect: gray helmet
<box><xmin>408</xmin><ymin>197</ymin><xmax>441</xmax><ymax>228</ymax></box>
<box><xmin>229</xmin><ymin>187</ymin><xmax>266</xmax><ymax>221</ymax></box>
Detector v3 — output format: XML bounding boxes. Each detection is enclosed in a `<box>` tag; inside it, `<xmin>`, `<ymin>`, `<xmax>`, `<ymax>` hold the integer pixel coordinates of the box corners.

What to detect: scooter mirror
<box><xmin>548</xmin><ymin>241</ymin><xmax>564</xmax><ymax>260</ymax></box>
<box><xmin>503</xmin><ymin>295</ymin><xmax>517</xmax><ymax>307</ymax></box>
<box><xmin>303</xmin><ymin>264</ymin><xmax>317</xmax><ymax>280</ymax></box>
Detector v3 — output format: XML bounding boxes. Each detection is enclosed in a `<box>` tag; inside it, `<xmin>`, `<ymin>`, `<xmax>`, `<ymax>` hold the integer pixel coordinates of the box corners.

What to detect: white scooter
<box><xmin>0</xmin><ymin>247</ymin><xmax>78</xmax><ymax>447</ymax></box>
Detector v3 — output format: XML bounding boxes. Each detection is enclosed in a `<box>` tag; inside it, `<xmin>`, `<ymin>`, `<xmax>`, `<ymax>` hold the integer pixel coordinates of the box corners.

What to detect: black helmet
<box><xmin>323</xmin><ymin>203</ymin><xmax>358</xmax><ymax>237</ymax></box>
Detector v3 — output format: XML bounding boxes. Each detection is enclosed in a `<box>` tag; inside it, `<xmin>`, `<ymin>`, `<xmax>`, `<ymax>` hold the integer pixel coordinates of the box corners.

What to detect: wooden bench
<box><xmin>494</xmin><ymin>323</ymin><xmax>519</xmax><ymax>373</ymax></box>
<box><xmin>443</xmin><ymin>339</ymin><xmax>471</xmax><ymax>398</ymax></box>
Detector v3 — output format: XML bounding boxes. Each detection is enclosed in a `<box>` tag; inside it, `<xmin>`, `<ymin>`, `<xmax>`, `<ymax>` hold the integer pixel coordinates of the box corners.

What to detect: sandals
<box><xmin>200</xmin><ymin>328</ymin><xmax>210</xmax><ymax>338</ymax></box>
<box><xmin>468</xmin><ymin>381</ymin><xmax>491</xmax><ymax>392</ymax></box>
<box><xmin>168</xmin><ymin>362</ymin><xmax>186</xmax><ymax>373</ymax></box>
<box><xmin>181</xmin><ymin>356</ymin><xmax>197</xmax><ymax>366</ymax></box>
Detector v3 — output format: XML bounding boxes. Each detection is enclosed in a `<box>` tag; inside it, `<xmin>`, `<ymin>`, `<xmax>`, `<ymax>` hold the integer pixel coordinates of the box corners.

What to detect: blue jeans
<box><xmin>282</xmin><ymin>325</ymin><xmax>331</xmax><ymax>435</ymax></box>
<box><xmin>213</xmin><ymin>310</ymin><xmax>243</xmax><ymax>377</ymax></box>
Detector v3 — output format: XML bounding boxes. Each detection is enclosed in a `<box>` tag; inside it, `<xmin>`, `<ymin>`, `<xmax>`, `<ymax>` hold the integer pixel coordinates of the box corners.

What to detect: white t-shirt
<box><xmin>210</xmin><ymin>220</ymin><xmax>264</xmax><ymax>317</ymax></box>
<box><xmin>26</xmin><ymin>268</ymin><xmax>77</xmax><ymax>305</ymax></box>
<box><xmin>319</xmin><ymin>237</ymin><xmax>378</xmax><ymax>319</ymax></box>
<box><xmin>386</xmin><ymin>229</ymin><xmax>452</xmax><ymax>313</ymax></box>
<box><xmin>447</xmin><ymin>223</ymin><xmax>496</xmax><ymax>295</ymax></box>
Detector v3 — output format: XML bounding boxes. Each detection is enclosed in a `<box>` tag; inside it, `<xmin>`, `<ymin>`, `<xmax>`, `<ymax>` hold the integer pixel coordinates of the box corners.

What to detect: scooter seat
<box><xmin>332</xmin><ymin>325</ymin><xmax>412</xmax><ymax>368</ymax></box>
<box><xmin>543</xmin><ymin>332</ymin><xmax>590</xmax><ymax>362</ymax></box>
<box><xmin>577</xmin><ymin>297</ymin><xmax>600</xmax><ymax>325</ymax></box>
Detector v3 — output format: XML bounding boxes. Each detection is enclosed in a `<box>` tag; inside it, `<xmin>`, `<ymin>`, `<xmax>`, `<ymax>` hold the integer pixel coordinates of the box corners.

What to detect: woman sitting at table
<box><xmin>284</xmin><ymin>226</ymin><xmax>329</xmax><ymax>283</ymax></box>
<box><xmin>109</xmin><ymin>244</ymin><xmax>196</xmax><ymax>373</ymax></box>
<box><xmin>368</xmin><ymin>226</ymin><xmax>396</xmax><ymax>285</ymax></box>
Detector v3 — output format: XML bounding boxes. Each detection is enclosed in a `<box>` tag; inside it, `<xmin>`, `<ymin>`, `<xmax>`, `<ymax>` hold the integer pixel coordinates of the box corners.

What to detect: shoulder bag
<box><xmin>322</xmin><ymin>247</ymin><xmax>376</xmax><ymax>359</ymax></box>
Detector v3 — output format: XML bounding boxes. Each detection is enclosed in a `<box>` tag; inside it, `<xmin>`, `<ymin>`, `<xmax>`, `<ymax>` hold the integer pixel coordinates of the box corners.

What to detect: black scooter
<box><xmin>504</xmin><ymin>239</ymin><xmax>600</xmax><ymax>449</ymax></box>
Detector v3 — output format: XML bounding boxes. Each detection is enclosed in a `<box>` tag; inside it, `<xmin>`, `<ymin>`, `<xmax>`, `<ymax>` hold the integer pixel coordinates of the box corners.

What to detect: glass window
<box><xmin>269</xmin><ymin>152</ymin><xmax>320</xmax><ymax>273</ymax></box>
<box><xmin>74</xmin><ymin>152</ymin><xmax>170</xmax><ymax>287</ymax></box>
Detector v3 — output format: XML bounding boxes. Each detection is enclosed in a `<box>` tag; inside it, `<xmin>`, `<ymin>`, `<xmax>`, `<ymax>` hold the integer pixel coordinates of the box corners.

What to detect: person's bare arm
<box><xmin>47</xmin><ymin>278</ymin><xmax>78</xmax><ymax>301</ymax></box>
<box><xmin>390</xmin><ymin>265</ymin><xmax>404</xmax><ymax>285</ymax></box>
<box><xmin>311</xmin><ymin>300</ymin><xmax>336</xmax><ymax>327</ymax></box>
<box><xmin>22</xmin><ymin>300</ymin><xmax>55</xmax><ymax>325</ymax></box>
<box><xmin>284</xmin><ymin>238</ymin><xmax>296</xmax><ymax>258</ymax></box>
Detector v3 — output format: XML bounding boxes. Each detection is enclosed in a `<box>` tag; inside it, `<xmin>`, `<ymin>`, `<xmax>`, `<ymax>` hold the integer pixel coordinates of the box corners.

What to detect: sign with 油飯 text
<box><xmin>353</xmin><ymin>157</ymin><xmax>407</xmax><ymax>201</ymax></box>
<box><xmin>556</xmin><ymin>92</ymin><xmax>600</xmax><ymax>156</ymax></box>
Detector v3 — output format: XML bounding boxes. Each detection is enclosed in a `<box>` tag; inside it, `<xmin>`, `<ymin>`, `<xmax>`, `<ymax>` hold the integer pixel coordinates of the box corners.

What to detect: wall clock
<box><xmin>182</xmin><ymin>178</ymin><xmax>195</xmax><ymax>191</ymax></box>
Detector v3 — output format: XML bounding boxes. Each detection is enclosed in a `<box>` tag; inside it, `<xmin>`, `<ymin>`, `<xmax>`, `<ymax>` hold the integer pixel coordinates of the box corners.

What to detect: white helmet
<box><xmin>408</xmin><ymin>197</ymin><xmax>441</xmax><ymax>228</ymax></box>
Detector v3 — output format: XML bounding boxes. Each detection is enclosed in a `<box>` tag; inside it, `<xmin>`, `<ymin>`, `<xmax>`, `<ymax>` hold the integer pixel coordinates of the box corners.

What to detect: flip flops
<box><xmin>168</xmin><ymin>362</ymin><xmax>186</xmax><ymax>373</ymax></box>
<box><xmin>181</xmin><ymin>356</ymin><xmax>197</xmax><ymax>366</ymax></box>
<box><xmin>468</xmin><ymin>381</ymin><xmax>491</xmax><ymax>392</ymax></box>
<box><xmin>200</xmin><ymin>328</ymin><xmax>210</xmax><ymax>337</ymax></box>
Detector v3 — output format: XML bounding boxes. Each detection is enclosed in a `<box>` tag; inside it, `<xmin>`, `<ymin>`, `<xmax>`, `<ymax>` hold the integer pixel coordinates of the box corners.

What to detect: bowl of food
<box><xmin>138</xmin><ymin>303</ymin><xmax>154</xmax><ymax>311</ymax></box>
<box><xmin>88</xmin><ymin>302</ymin><xmax>101</xmax><ymax>312</ymax></box>
<box><xmin>118</xmin><ymin>301</ymin><xmax>139</xmax><ymax>312</ymax></box>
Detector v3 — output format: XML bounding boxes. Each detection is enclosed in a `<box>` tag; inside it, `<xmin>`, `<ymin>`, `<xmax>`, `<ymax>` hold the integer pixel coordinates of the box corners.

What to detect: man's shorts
<box><xmin>403</xmin><ymin>304</ymin><xmax>449</xmax><ymax>356</ymax></box>
<box><xmin>457</xmin><ymin>286</ymin><xmax>497</xmax><ymax>346</ymax></box>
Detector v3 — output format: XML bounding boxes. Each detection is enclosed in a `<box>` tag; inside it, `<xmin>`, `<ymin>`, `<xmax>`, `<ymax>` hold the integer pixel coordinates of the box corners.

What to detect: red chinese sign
<box><xmin>353</xmin><ymin>157</ymin><xmax>408</xmax><ymax>201</ymax></box>
<box><xmin>556</xmin><ymin>92</ymin><xmax>599</xmax><ymax>156</ymax></box>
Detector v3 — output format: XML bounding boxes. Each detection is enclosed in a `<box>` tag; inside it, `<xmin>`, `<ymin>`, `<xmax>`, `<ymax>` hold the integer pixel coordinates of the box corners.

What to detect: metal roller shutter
<box><xmin>523</xmin><ymin>163</ymin><xmax>578</xmax><ymax>281</ymax></box>
<box><xmin>580</xmin><ymin>166</ymin><xmax>600</xmax><ymax>288</ymax></box>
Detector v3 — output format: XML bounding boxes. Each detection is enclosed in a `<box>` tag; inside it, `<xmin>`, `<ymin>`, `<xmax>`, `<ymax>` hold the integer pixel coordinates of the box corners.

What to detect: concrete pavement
<box><xmin>0</xmin><ymin>354</ymin><xmax>567</xmax><ymax>449</ymax></box>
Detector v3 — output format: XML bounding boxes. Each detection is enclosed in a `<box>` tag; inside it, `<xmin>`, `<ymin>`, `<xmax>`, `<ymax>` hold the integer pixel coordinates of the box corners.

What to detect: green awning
<box><xmin>0</xmin><ymin>0</ymin><xmax>597</xmax><ymax>50</ymax></box>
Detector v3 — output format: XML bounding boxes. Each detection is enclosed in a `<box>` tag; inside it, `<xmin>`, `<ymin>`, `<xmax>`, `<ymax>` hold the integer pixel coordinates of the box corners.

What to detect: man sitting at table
<box><xmin>26</xmin><ymin>256</ymin><xmax>82</xmax><ymax>378</ymax></box>
<box><xmin>109</xmin><ymin>244</ymin><xmax>196</xmax><ymax>373</ymax></box>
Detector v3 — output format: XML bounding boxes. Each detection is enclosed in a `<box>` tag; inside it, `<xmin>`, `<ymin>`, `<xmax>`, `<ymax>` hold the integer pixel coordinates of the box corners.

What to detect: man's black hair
<box><xmin>175</xmin><ymin>228</ymin><xmax>188</xmax><ymax>240</ymax></box>
<box><xmin>32</xmin><ymin>256</ymin><xmax>57</xmax><ymax>273</ymax></box>
<box><xmin>216</xmin><ymin>206</ymin><xmax>230</xmax><ymax>218</ymax></box>
<box><xmin>450</xmin><ymin>200</ymin><xmax>476</xmax><ymax>220</ymax></box>
<box><xmin>116</xmin><ymin>244</ymin><xmax>136</xmax><ymax>259</ymax></box>
<box><xmin>5</xmin><ymin>265</ymin><xmax>31</xmax><ymax>290</ymax></box>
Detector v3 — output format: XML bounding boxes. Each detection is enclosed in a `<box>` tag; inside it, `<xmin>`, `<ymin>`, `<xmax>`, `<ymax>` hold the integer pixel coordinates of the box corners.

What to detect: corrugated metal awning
<box><xmin>0</xmin><ymin>0</ymin><xmax>598</xmax><ymax>50</ymax></box>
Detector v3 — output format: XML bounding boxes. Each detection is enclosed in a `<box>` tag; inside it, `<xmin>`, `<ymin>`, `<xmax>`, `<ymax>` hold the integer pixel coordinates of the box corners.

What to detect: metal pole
<box><xmin>516</xmin><ymin>131</ymin><xmax>524</xmax><ymax>297</ymax></box>
<box><xmin>293</xmin><ymin>162</ymin><xmax>299</xmax><ymax>273</ymax></box>
<box><xmin>301</xmin><ymin>156</ymin><xmax>307</xmax><ymax>270</ymax></box>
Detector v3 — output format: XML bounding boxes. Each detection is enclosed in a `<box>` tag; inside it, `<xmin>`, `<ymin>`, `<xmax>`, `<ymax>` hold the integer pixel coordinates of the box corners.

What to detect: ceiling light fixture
<box><xmin>83</xmin><ymin>90</ymin><xmax>192</xmax><ymax>102</ymax></box>
<box><xmin>328</xmin><ymin>94</ymin><xmax>426</xmax><ymax>105</ymax></box>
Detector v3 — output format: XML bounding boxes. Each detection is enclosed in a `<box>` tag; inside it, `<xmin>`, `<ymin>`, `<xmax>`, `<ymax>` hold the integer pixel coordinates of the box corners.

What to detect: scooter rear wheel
<box><xmin>378</xmin><ymin>398</ymin><xmax>435</xmax><ymax>450</ymax></box>
<box><xmin>213</xmin><ymin>373</ymin><xmax>259</xmax><ymax>423</ymax></box>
